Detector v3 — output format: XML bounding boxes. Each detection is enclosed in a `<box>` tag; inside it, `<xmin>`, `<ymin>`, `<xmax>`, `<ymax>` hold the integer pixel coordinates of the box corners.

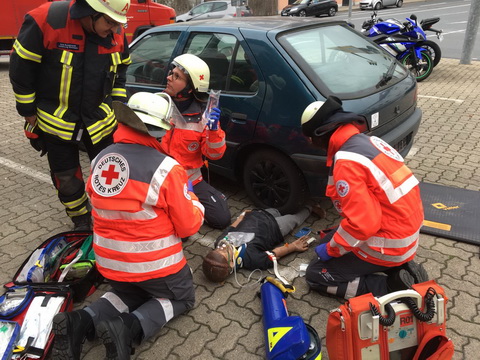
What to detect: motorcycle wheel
<box><xmin>422</xmin><ymin>40</ymin><xmax>442</xmax><ymax>67</ymax></box>
<box><xmin>402</xmin><ymin>51</ymin><xmax>434</xmax><ymax>82</ymax></box>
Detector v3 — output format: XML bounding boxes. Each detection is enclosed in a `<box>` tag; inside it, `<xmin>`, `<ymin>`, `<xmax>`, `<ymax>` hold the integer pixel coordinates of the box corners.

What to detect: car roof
<box><xmin>159</xmin><ymin>17</ymin><xmax>344</xmax><ymax>34</ymax></box>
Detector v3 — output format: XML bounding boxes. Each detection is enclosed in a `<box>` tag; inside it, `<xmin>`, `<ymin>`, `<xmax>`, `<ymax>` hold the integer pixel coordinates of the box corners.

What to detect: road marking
<box><xmin>418</xmin><ymin>95</ymin><xmax>464</xmax><ymax>104</ymax></box>
<box><xmin>0</xmin><ymin>156</ymin><xmax>51</xmax><ymax>183</ymax></box>
<box><xmin>441</xmin><ymin>30</ymin><xmax>466</xmax><ymax>35</ymax></box>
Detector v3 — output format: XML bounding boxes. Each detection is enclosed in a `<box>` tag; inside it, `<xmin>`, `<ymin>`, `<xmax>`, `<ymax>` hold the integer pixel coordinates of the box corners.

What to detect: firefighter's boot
<box><xmin>72</xmin><ymin>213</ymin><xmax>92</xmax><ymax>231</ymax></box>
<box><xmin>52</xmin><ymin>309</ymin><xmax>95</xmax><ymax>360</ymax></box>
<box><xmin>97</xmin><ymin>313</ymin><xmax>142</xmax><ymax>360</ymax></box>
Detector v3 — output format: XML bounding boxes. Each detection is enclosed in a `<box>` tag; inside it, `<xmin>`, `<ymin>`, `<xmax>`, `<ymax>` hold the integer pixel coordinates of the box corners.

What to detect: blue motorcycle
<box><xmin>362</xmin><ymin>13</ymin><xmax>443</xmax><ymax>81</ymax></box>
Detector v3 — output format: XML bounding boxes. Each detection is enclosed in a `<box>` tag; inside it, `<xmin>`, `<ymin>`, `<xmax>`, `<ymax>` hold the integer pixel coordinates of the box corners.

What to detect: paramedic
<box><xmin>161</xmin><ymin>54</ymin><xmax>231</xmax><ymax>230</ymax></box>
<box><xmin>302</xmin><ymin>96</ymin><xmax>428</xmax><ymax>299</ymax></box>
<box><xmin>52</xmin><ymin>92</ymin><xmax>204</xmax><ymax>360</ymax></box>
<box><xmin>9</xmin><ymin>0</ymin><xmax>131</xmax><ymax>231</ymax></box>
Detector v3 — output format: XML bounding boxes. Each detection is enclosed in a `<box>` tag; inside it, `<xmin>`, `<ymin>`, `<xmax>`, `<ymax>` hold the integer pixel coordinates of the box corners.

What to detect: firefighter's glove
<box><xmin>187</xmin><ymin>180</ymin><xmax>194</xmax><ymax>193</ymax></box>
<box><xmin>315</xmin><ymin>243</ymin><xmax>332</xmax><ymax>261</ymax></box>
<box><xmin>24</xmin><ymin>122</ymin><xmax>47</xmax><ymax>157</ymax></box>
<box><xmin>207</xmin><ymin>107</ymin><xmax>221</xmax><ymax>131</ymax></box>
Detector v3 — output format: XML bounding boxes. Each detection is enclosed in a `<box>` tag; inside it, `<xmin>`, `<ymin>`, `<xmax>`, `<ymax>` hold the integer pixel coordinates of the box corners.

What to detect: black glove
<box><xmin>24</xmin><ymin>122</ymin><xmax>47</xmax><ymax>157</ymax></box>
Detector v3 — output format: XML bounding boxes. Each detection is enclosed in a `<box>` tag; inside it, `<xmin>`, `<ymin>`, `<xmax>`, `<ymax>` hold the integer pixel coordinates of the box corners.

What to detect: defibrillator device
<box><xmin>259</xmin><ymin>253</ymin><xmax>322</xmax><ymax>360</ymax></box>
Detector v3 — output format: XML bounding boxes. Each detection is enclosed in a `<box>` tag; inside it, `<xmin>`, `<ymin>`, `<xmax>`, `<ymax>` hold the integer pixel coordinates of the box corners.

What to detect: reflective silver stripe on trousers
<box><xmin>95</xmin><ymin>204</ymin><xmax>158</xmax><ymax>220</ymax></box>
<box><xmin>156</xmin><ymin>298</ymin><xmax>174</xmax><ymax>322</ymax></box>
<box><xmin>102</xmin><ymin>292</ymin><xmax>129</xmax><ymax>313</ymax></box>
<box><xmin>94</xmin><ymin>233</ymin><xmax>180</xmax><ymax>253</ymax></box>
<box><xmin>145</xmin><ymin>157</ymin><xmax>177</xmax><ymax>206</ymax></box>
<box><xmin>345</xmin><ymin>277</ymin><xmax>360</xmax><ymax>299</ymax></box>
<box><xmin>335</xmin><ymin>151</ymin><xmax>419</xmax><ymax>204</ymax></box>
<box><xmin>96</xmin><ymin>251</ymin><xmax>184</xmax><ymax>274</ymax></box>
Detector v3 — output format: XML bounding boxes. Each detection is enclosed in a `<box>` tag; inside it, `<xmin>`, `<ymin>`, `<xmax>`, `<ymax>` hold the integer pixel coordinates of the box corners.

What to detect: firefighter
<box><xmin>52</xmin><ymin>92</ymin><xmax>205</xmax><ymax>360</ymax></box>
<box><xmin>160</xmin><ymin>53</ymin><xmax>231</xmax><ymax>230</ymax></box>
<box><xmin>9</xmin><ymin>0</ymin><xmax>131</xmax><ymax>231</ymax></box>
<box><xmin>301</xmin><ymin>96</ymin><xmax>428</xmax><ymax>299</ymax></box>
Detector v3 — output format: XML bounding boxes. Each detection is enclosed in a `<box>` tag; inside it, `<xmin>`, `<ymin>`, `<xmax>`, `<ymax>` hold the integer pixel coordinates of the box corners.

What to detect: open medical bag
<box><xmin>5</xmin><ymin>231</ymin><xmax>103</xmax><ymax>303</ymax></box>
<box><xmin>326</xmin><ymin>280</ymin><xmax>454</xmax><ymax>360</ymax></box>
<box><xmin>0</xmin><ymin>231</ymin><xmax>103</xmax><ymax>359</ymax></box>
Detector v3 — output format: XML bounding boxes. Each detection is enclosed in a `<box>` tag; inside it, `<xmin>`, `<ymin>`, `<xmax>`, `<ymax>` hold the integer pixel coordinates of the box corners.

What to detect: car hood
<box><xmin>282</xmin><ymin>4</ymin><xmax>306</xmax><ymax>11</ymax></box>
<box><xmin>176</xmin><ymin>12</ymin><xmax>191</xmax><ymax>21</ymax></box>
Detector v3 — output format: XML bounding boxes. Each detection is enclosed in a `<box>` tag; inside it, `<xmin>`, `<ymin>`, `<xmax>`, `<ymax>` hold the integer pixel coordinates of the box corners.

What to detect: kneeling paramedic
<box><xmin>302</xmin><ymin>96</ymin><xmax>428</xmax><ymax>299</ymax></box>
<box><xmin>52</xmin><ymin>92</ymin><xmax>205</xmax><ymax>360</ymax></box>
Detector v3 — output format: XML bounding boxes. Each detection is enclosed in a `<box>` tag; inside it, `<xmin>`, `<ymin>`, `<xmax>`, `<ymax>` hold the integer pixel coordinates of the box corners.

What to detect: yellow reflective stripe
<box><xmin>110</xmin><ymin>64</ymin><xmax>118</xmax><ymax>73</ymax></box>
<box><xmin>13</xmin><ymin>40</ymin><xmax>42</xmax><ymax>63</ymax></box>
<box><xmin>111</xmin><ymin>52</ymin><xmax>122</xmax><ymax>66</ymax></box>
<box><xmin>99</xmin><ymin>102</ymin><xmax>110</xmax><ymax>114</ymax></box>
<box><xmin>122</xmin><ymin>55</ymin><xmax>132</xmax><ymax>65</ymax></box>
<box><xmin>14</xmin><ymin>92</ymin><xmax>36</xmax><ymax>104</ymax></box>
<box><xmin>54</xmin><ymin>51</ymin><xmax>74</xmax><ymax>118</ymax></box>
<box><xmin>88</xmin><ymin>111</ymin><xmax>117</xmax><ymax>144</ymax></box>
<box><xmin>67</xmin><ymin>206</ymin><xmax>89</xmax><ymax>217</ymax></box>
<box><xmin>62</xmin><ymin>193</ymin><xmax>88</xmax><ymax>209</ymax></box>
<box><xmin>37</xmin><ymin>108</ymin><xmax>75</xmax><ymax>141</ymax></box>
<box><xmin>111</xmin><ymin>87</ymin><xmax>127</xmax><ymax>98</ymax></box>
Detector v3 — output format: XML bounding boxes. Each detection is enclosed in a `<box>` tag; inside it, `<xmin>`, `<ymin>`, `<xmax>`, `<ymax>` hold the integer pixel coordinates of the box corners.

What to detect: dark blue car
<box><xmin>125</xmin><ymin>17</ymin><xmax>422</xmax><ymax>214</ymax></box>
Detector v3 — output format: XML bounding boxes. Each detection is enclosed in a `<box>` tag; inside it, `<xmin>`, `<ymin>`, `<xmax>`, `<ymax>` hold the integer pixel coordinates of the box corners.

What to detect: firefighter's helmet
<box><xmin>172</xmin><ymin>54</ymin><xmax>210</xmax><ymax>93</ymax></box>
<box><xmin>84</xmin><ymin>0</ymin><xmax>131</xmax><ymax>24</ymax></box>
<box><xmin>112</xmin><ymin>92</ymin><xmax>172</xmax><ymax>137</ymax></box>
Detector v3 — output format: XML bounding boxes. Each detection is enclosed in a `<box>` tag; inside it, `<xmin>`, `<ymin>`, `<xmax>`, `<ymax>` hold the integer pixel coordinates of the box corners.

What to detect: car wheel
<box><xmin>396</xmin><ymin>0</ymin><xmax>403</xmax><ymax>7</ymax></box>
<box><xmin>374</xmin><ymin>2</ymin><xmax>382</xmax><ymax>10</ymax></box>
<box><xmin>243</xmin><ymin>149</ymin><xmax>307</xmax><ymax>214</ymax></box>
<box><xmin>328</xmin><ymin>7</ymin><xmax>337</xmax><ymax>16</ymax></box>
<box><xmin>299</xmin><ymin>10</ymin><xmax>307</xmax><ymax>17</ymax></box>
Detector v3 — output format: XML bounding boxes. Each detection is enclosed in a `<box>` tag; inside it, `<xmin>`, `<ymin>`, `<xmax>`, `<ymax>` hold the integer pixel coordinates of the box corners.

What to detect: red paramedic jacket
<box><xmin>86</xmin><ymin>124</ymin><xmax>205</xmax><ymax>282</ymax></box>
<box><xmin>324</xmin><ymin>124</ymin><xmax>424</xmax><ymax>267</ymax></box>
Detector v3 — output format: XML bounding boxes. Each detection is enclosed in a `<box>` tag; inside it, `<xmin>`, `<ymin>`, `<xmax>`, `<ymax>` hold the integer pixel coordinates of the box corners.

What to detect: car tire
<box><xmin>328</xmin><ymin>7</ymin><xmax>337</xmax><ymax>16</ymax></box>
<box><xmin>396</xmin><ymin>0</ymin><xmax>403</xmax><ymax>7</ymax></box>
<box><xmin>299</xmin><ymin>10</ymin><xmax>307</xmax><ymax>17</ymax></box>
<box><xmin>243</xmin><ymin>149</ymin><xmax>307</xmax><ymax>214</ymax></box>
<box><xmin>374</xmin><ymin>2</ymin><xmax>382</xmax><ymax>10</ymax></box>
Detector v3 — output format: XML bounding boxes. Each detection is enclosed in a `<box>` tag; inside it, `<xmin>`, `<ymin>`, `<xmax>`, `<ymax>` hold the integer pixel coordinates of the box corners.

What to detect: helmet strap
<box><xmin>176</xmin><ymin>83</ymin><xmax>192</xmax><ymax>100</ymax></box>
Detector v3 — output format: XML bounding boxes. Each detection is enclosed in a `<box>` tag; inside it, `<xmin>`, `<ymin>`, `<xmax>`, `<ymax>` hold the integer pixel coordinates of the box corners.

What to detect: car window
<box><xmin>211</xmin><ymin>2</ymin><xmax>228</xmax><ymax>12</ymax></box>
<box><xmin>126</xmin><ymin>32</ymin><xmax>180</xmax><ymax>86</ymax></box>
<box><xmin>277</xmin><ymin>24</ymin><xmax>408</xmax><ymax>98</ymax></box>
<box><xmin>184</xmin><ymin>32</ymin><xmax>257</xmax><ymax>93</ymax></box>
<box><xmin>191</xmin><ymin>3</ymin><xmax>212</xmax><ymax>15</ymax></box>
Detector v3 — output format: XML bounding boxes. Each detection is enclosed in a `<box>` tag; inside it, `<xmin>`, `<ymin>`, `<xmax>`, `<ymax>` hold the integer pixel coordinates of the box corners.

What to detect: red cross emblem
<box><xmin>101</xmin><ymin>165</ymin><xmax>120</xmax><ymax>185</ymax></box>
<box><xmin>338</xmin><ymin>184</ymin><xmax>346</xmax><ymax>193</ymax></box>
<box><xmin>199</xmin><ymin>74</ymin><xmax>204</xmax><ymax>81</ymax></box>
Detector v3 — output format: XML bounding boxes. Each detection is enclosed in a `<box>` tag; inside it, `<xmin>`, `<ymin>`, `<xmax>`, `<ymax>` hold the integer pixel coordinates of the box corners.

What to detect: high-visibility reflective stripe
<box><xmin>326</xmin><ymin>286</ymin><xmax>338</xmax><ymax>296</ymax></box>
<box><xmin>99</xmin><ymin>103</ymin><xmax>111</xmax><ymax>114</ymax></box>
<box><xmin>94</xmin><ymin>233</ymin><xmax>180</xmax><ymax>253</ymax></box>
<box><xmin>111</xmin><ymin>88</ymin><xmax>127</xmax><ymax>98</ymax></box>
<box><xmin>145</xmin><ymin>157</ymin><xmax>177</xmax><ymax>206</ymax></box>
<box><xmin>390</xmin><ymin>164</ymin><xmax>412</xmax><ymax>184</ymax></box>
<box><xmin>206</xmin><ymin>138</ymin><xmax>225</xmax><ymax>149</ymax></box>
<box><xmin>13</xmin><ymin>40</ymin><xmax>42</xmax><ymax>63</ymax></box>
<box><xmin>96</xmin><ymin>251</ymin><xmax>184</xmax><ymax>274</ymax></box>
<box><xmin>356</xmin><ymin>240</ymin><xmax>418</xmax><ymax>263</ymax></box>
<box><xmin>327</xmin><ymin>175</ymin><xmax>334</xmax><ymax>186</ymax></box>
<box><xmin>111</xmin><ymin>52</ymin><xmax>122</xmax><ymax>66</ymax></box>
<box><xmin>88</xmin><ymin>112</ymin><xmax>116</xmax><ymax>144</ymax></box>
<box><xmin>102</xmin><ymin>292</ymin><xmax>129</xmax><ymax>313</ymax></box>
<box><xmin>156</xmin><ymin>299</ymin><xmax>174</xmax><ymax>322</ymax></box>
<box><xmin>337</xmin><ymin>225</ymin><xmax>420</xmax><ymax>249</ymax></box>
<box><xmin>67</xmin><ymin>206</ymin><xmax>89</xmax><ymax>217</ymax></box>
<box><xmin>37</xmin><ymin>109</ymin><xmax>75</xmax><ymax>140</ymax></box>
<box><xmin>14</xmin><ymin>92</ymin><xmax>36</xmax><ymax>104</ymax></box>
<box><xmin>192</xmin><ymin>199</ymin><xmax>205</xmax><ymax>215</ymax></box>
<box><xmin>122</xmin><ymin>56</ymin><xmax>132</xmax><ymax>65</ymax></box>
<box><xmin>95</xmin><ymin>204</ymin><xmax>158</xmax><ymax>220</ymax></box>
<box><xmin>186</xmin><ymin>168</ymin><xmax>202</xmax><ymax>183</ymax></box>
<box><xmin>62</xmin><ymin>193</ymin><xmax>88</xmax><ymax>209</ymax></box>
<box><xmin>345</xmin><ymin>277</ymin><xmax>360</xmax><ymax>299</ymax></box>
<box><xmin>54</xmin><ymin>51</ymin><xmax>74</xmax><ymax>118</ymax></box>
<box><xmin>110</xmin><ymin>65</ymin><xmax>118</xmax><ymax>73</ymax></box>
<box><xmin>335</xmin><ymin>151</ymin><xmax>419</xmax><ymax>204</ymax></box>
<box><xmin>206</xmin><ymin>151</ymin><xmax>222</xmax><ymax>159</ymax></box>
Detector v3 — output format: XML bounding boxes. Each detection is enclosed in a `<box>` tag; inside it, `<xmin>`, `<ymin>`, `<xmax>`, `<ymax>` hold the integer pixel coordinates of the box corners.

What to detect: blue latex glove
<box><xmin>315</xmin><ymin>243</ymin><xmax>333</xmax><ymax>261</ymax></box>
<box><xmin>187</xmin><ymin>180</ymin><xmax>194</xmax><ymax>193</ymax></box>
<box><xmin>207</xmin><ymin>107</ymin><xmax>221</xmax><ymax>130</ymax></box>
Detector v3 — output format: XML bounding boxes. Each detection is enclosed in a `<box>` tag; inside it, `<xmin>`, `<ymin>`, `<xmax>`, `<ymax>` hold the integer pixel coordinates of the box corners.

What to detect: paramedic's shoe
<box><xmin>387</xmin><ymin>269</ymin><xmax>416</xmax><ymax>292</ymax></box>
<box><xmin>72</xmin><ymin>213</ymin><xmax>92</xmax><ymax>231</ymax></box>
<box><xmin>52</xmin><ymin>309</ymin><xmax>94</xmax><ymax>360</ymax></box>
<box><xmin>402</xmin><ymin>260</ymin><xmax>429</xmax><ymax>284</ymax></box>
<box><xmin>97</xmin><ymin>316</ymin><xmax>137</xmax><ymax>360</ymax></box>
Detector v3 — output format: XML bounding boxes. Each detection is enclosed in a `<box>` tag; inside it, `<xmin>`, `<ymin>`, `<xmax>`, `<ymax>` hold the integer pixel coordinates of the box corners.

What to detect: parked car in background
<box><xmin>125</xmin><ymin>17</ymin><xmax>422</xmax><ymax>214</ymax></box>
<box><xmin>176</xmin><ymin>1</ymin><xmax>252</xmax><ymax>22</ymax></box>
<box><xmin>360</xmin><ymin>0</ymin><xmax>403</xmax><ymax>10</ymax></box>
<box><xmin>281</xmin><ymin>0</ymin><xmax>338</xmax><ymax>17</ymax></box>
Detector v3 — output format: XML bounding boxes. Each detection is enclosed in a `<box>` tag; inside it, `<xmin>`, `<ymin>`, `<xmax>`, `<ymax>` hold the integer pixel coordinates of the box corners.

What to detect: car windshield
<box><xmin>277</xmin><ymin>24</ymin><xmax>408</xmax><ymax>98</ymax></box>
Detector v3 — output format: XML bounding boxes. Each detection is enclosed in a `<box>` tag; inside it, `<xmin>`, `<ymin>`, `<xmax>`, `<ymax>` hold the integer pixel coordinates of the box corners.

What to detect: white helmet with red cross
<box><xmin>85</xmin><ymin>0</ymin><xmax>131</xmax><ymax>24</ymax></box>
<box><xmin>172</xmin><ymin>54</ymin><xmax>210</xmax><ymax>93</ymax></box>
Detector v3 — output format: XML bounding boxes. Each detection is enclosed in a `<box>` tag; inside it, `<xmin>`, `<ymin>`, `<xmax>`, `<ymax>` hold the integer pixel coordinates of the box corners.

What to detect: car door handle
<box><xmin>230</xmin><ymin>112</ymin><xmax>247</xmax><ymax>124</ymax></box>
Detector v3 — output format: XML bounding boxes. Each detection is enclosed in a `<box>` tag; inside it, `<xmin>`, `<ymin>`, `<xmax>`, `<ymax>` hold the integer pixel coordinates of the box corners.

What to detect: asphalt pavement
<box><xmin>1</xmin><ymin>46</ymin><xmax>479</xmax><ymax>360</ymax></box>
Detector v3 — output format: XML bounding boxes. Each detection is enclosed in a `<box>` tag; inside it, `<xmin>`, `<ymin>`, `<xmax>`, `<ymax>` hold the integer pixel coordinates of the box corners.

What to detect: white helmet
<box><xmin>85</xmin><ymin>0</ymin><xmax>130</xmax><ymax>24</ymax></box>
<box><xmin>113</xmin><ymin>92</ymin><xmax>172</xmax><ymax>138</ymax></box>
<box><xmin>172</xmin><ymin>54</ymin><xmax>210</xmax><ymax>93</ymax></box>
